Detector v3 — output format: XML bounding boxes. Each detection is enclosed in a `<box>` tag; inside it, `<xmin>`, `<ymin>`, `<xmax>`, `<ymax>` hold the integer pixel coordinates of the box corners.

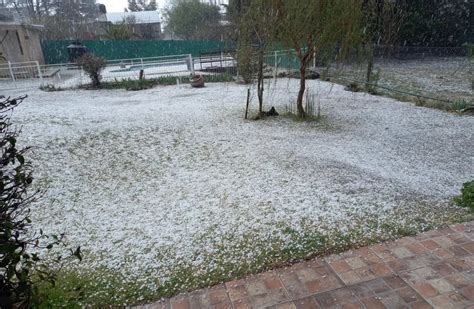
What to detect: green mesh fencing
<box><xmin>41</xmin><ymin>40</ymin><xmax>228</xmax><ymax>64</ymax></box>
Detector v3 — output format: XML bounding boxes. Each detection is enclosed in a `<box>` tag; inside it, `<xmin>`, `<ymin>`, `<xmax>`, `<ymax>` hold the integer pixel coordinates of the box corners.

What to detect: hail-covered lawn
<box><xmin>329</xmin><ymin>57</ymin><xmax>472</xmax><ymax>103</ymax></box>
<box><xmin>11</xmin><ymin>79</ymin><xmax>474</xmax><ymax>305</ymax></box>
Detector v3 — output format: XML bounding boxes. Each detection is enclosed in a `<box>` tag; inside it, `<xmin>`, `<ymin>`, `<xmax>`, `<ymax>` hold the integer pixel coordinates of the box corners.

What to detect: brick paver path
<box><xmin>137</xmin><ymin>221</ymin><xmax>474</xmax><ymax>308</ymax></box>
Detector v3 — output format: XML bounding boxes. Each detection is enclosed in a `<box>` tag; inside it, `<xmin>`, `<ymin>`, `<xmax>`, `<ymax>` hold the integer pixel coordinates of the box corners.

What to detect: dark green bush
<box><xmin>454</xmin><ymin>180</ymin><xmax>474</xmax><ymax>211</ymax></box>
<box><xmin>0</xmin><ymin>96</ymin><xmax>81</xmax><ymax>307</ymax></box>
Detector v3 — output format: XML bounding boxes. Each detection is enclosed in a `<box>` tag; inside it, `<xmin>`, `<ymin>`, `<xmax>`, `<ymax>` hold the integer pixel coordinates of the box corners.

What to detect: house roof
<box><xmin>106</xmin><ymin>11</ymin><xmax>160</xmax><ymax>24</ymax></box>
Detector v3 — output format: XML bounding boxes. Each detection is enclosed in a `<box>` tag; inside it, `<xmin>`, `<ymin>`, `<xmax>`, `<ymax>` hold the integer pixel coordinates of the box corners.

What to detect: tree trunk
<box><xmin>296</xmin><ymin>64</ymin><xmax>306</xmax><ymax>118</ymax></box>
<box><xmin>365</xmin><ymin>45</ymin><xmax>374</xmax><ymax>89</ymax></box>
<box><xmin>257</xmin><ymin>51</ymin><xmax>264</xmax><ymax>116</ymax></box>
<box><xmin>92</xmin><ymin>73</ymin><xmax>100</xmax><ymax>87</ymax></box>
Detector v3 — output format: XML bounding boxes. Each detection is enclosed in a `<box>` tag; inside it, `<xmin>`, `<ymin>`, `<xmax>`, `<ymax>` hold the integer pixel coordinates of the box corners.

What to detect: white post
<box><xmin>313</xmin><ymin>50</ymin><xmax>316</xmax><ymax>69</ymax></box>
<box><xmin>8</xmin><ymin>61</ymin><xmax>15</xmax><ymax>82</ymax></box>
<box><xmin>35</xmin><ymin>61</ymin><xmax>43</xmax><ymax>85</ymax></box>
<box><xmin>188</xmin><ymin>54</ymin><xmax>194</xmax><ymax>75</ymax></box>
<box><xmin>79</xmin><ymin>66</ymin><xmax>83</xmax><ymax>87</ymax></box>
<box><xmin>140</xmin><ymin>58</ymin><xmax>144</xmax><ymax>68</ymax></box>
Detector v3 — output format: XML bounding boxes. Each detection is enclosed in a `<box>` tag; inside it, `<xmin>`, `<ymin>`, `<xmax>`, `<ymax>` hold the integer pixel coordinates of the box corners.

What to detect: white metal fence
<box><xmin>0</xmin><ymin>54</ymin><xmax>232</xmax><ymax>92</ymax></box>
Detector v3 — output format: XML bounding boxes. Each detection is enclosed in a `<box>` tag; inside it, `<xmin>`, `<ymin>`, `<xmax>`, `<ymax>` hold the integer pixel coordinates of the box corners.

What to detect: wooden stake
<box><xmin>244</xmin><ymin>88</ymin><xmax>250</xmax><ymax>120</ymax></box>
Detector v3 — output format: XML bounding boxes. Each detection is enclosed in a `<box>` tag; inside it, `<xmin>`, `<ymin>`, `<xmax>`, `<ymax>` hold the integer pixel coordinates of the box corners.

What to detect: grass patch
<box><xmin>450</xmin><ymin>99</ymin><xmax>473</xmax><ymax>113</ymax></box>
<box><xmin>281</xmin><ymin>112</ymin><xmax>325</xmax><ymax>123</ymax></box>
<box><xmin>36</xmin><ymin>205</ymin><xmax>471</xmax><ymax>307</ymax></box>
<box><xmin>329</xmin><ymin>75</ymin><xmax>472</xmax><ymax>114</ymax></box>
<box><xmin>98</xmin><ymin>74</ymin><xmax>235</xmax><ymax>91</ymax></box>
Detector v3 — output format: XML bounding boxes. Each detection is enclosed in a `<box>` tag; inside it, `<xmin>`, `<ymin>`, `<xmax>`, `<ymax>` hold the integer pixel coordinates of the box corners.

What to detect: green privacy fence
<box><xmin>41</xmin><ymin>40</ymin><xmax>228</xmax><ymax>64</ymax></box>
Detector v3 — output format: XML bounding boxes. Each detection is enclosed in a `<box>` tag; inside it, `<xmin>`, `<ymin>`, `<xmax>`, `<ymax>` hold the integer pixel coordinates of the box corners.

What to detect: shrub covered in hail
<box><xmin>77</xmin><ymin>53</ymin><xmax>106</xmax><ymax>88</ymax></box>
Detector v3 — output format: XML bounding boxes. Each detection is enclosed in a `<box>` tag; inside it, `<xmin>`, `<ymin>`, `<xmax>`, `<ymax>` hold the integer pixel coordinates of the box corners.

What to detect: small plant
<box><xmin>454</xmin><ymin>180</ymin><xmax>474</xmax><ymax>211</ymax></box>
<box><xmin>285</xmin><ymin>89</ymin><xmax>321</xmax><ymax>120</ymax></box>
<box><xmin>40</xmin><ymin>84</ymin><xmax>63</xmax><ymax>92</ymax></box>
<box><xmin>202</xmin><ymin>74</ymin><xmax>234</xmax><ymax>83</ymax></box>
<box><xmin>122</xmin><ymin>78</ymin><xmax>157</xmax><ymax>91</ymax></box>
<box><xmin>415</xmin><ymin>97</ymin><xmax>426</xmax><ymax>107</ymax></box>
<box><xmin>77</xmin><ymin>53</ymin><xmax>106</xmax><ymax>88</ymax></box>
<box><xmin>451</xmin><ymin>99</ymin><xmax>469</xmax><ymax>113</ymax></box>
<box><xmin>99</xmin><ymin>74</ymin><xmax>235</xmax><ymax>91</ymax></box>
<box><xmin>305</xmin><ymin>90</ymin><xmax>320</xmax><ymax>118</ymax></box>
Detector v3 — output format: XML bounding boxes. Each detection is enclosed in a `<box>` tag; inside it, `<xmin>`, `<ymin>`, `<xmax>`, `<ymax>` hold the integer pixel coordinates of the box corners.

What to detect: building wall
<box><xmin>0</xmin><ymin>24</ymin><xmax>45</xmax><ymax>64</ymax></box>
<box><xmin>200</xmin><ymin>0</ymin><xmax>229</xmax><ymax>5</ymax></box>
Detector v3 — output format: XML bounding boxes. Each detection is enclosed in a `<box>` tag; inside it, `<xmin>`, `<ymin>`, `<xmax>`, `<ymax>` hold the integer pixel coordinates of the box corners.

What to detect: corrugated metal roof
<box><xmin>106</xmin><ymin>11</ymin><xmax>160</xmax><ymax>24</ymax></box>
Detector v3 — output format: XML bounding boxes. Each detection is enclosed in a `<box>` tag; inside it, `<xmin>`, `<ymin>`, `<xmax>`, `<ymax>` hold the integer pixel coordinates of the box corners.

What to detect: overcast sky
<box><xmin>99</xmin><ymin>0</ymin><xmax>167</xmax><ymax>13</ymax></box>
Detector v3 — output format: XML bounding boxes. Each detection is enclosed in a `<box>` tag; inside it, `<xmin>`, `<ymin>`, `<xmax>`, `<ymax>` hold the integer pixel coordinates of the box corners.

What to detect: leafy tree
<box><xmin>145</xmin><ymin>0</ymin><xmax>157</xmax><ymax>11</ymax></box>
<box><xmin>4</xmin><ymin>0</ymin><xmax>56</xmax><ymax>18</ymax></box>
<box><xmin>127</xmin><ymin>0</ymin><xmax>141</xmax><ymax>12</ymax></box>
<box><xmin>105</xmin><ymin>23</ymin><xmax>135</xmax><ymax>40</ymax></box>
<box><xmin>362</xmin><ymin>0</ymin><xmax>403</xmax><ymax>91</ymax></box>
<box><xmin>165</xmin><ymin>0</ymin><xmax>222</xmax><ymax>40</ymax></box>
<box><xmin>226</xmin><ymin>0</ymin><xmax>251</xmax><ymax>25</ymax></box>
<box><xmin>396</xmin><ymin>0</ymin><xmax>472</xmax><ymax>47</ymax></box>
<box><xmin>0</xmin><ymin>96</ymin><xmax>82</xmax><ymax>307</ymax></box>
<box><xmin>237</xmin><ymin>0</ymin><xmax>277</xmax><ymax>116</ymax></box>
<box><xmin>274</xmin><ymin>0</ymin><xmax>364</xmax><ymax>118</ymax></box>
<box><xmin>128</xmin><ymin>0</ymin><xmax>157</xmax><ymax>11</ymax></box>
<box><xmin>54</xmin><ymin>0</ymin><xmax>99</xmax><ymax>20</ymax></box>
<box><xmin>105</xmin><ymin>15</ymin><xmax>137</xmax><ymax>40</ymax></box>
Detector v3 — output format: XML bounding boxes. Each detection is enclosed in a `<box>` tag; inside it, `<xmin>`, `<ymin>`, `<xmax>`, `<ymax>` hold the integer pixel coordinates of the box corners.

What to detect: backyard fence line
<box><xmin>266</xmin><ymin>47</ymin><xmax>472</xmax><ymax>105</ymax></box>
<box><xmin>0</xmin><ymin>54</ymin><xmax>202</xmax><ymax>91</ymax></box>
<box><xmin>41</xmin><ymin>39</ymin><xmax>229</xmax><ymax>64</ymax></box>
<box><xmin>1</xmin><ymin>47</ymin><xmax>471</xmax><ymax>107</ymax></box>
<box><xmin>332</xmin><ymin>76</ymin><xmax>454</xmax><ymax>104</ymax></box>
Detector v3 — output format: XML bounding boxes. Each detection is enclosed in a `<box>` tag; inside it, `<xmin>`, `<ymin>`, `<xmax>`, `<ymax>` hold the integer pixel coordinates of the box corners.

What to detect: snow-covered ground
<box><xmin>8</xmin><ymin>79</ymin><xmax>474</xmax><ymax>304</ymax></box>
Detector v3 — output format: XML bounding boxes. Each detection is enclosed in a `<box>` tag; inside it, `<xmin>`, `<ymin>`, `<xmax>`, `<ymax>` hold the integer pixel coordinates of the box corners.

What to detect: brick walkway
<box><xmin>137</xmin><ymin>222</ymin><xmax>474</xmax><ymax>309</ymax></box>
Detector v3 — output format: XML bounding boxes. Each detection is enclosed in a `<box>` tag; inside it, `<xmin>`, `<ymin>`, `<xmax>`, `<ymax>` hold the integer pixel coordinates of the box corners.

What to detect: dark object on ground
<box><xmin>266</xmin><ymin>107</ymin><xmax>279</xmax><ymax>116</ymax></box>
<box><xmin>345</xmin><ymin>82</ymin><xmax>360</xmax><ymax>92</ymax></box>
<box><xmin>307</xmin><ymin>70</ymin><xmax>320</xmax><ymax>80</ymax></box>
<box><xmin>277</xmin><ymin>69</ymin><xmax>320</xmax><ymax>80</ymax></box>
<box><xmin>191</xmin><ymin>75</ymin><xmax>205</xmax><ymax>88</ymax></box>
<box><xmin>461</xmin><ymin>106</ymin><xmax>474</xmax><ymax>115</ymax></box>
<box><xmin>67</xmin><ymin>41</ymin><xmax>88</xmax><ymax>63</ymax></box>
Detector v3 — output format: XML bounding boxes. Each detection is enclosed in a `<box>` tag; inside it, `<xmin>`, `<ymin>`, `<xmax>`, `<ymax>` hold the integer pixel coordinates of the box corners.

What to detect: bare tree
<box><xmin>5</xmin><ymin>0</ymin><xmax>57</xmax><ymax>19</ymax></box>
